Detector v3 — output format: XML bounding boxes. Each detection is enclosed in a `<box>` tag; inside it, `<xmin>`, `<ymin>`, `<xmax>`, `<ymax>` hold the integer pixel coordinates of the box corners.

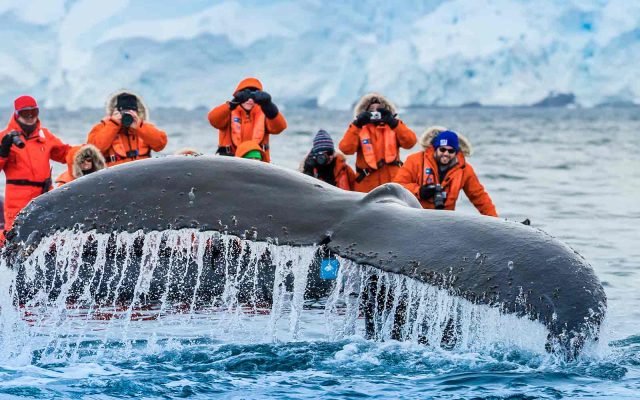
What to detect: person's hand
<box><xmin>111</xmin><ymin>110</ymin><xmax>123</xmax><ymax>124</ymax></box>
<box><xmin>230</xmin><ymin>89</ymin><xmax>252</xmax><ymax>109</ymax></box>
<box><xmin>419</xmin><ymin>184</ymin><xmax>436</xmax><ymax>200</ymax></box>
<box><xmin>0</xmin><ymin>131</ymin><xmax>21</xmax><ymax>157</ymax></box>
<box><xmin>378</xmin><ymin>108</ymin><xmax>399</xmax><ymax>128</ymax></box>
<box><xmin>252</xmin><ymin>90</ymin><xmax>272</xmax><ymax>106</ymax></box>
<box><xmin>353</xmin><ymin>111</ymin><xmax>371</xmax><ymax>128</ymax></box>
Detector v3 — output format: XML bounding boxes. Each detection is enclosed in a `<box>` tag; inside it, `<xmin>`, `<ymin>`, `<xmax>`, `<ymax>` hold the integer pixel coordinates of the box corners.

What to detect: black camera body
<box><xmin>307</xmin><ymin>152</ymin><xmax>332</xmax><ymax>168</ymax></box>
<box><xmin>369</xmin><ymin>111</ymin><xmax>382</xmax><ymax>121</ymax></box>
<box><xmin>314</xmin><ymin>153</ymin><xmax>330</xmax><ymax>166</ymax></box>
<box><xmin>11</xmin><ymin>132</ymin><xmax>25</xmax><ymax>149</ymax></box>
<box><xmin>433</xmin><ymin>184</ymin><xmax>447</xmax><ymax>209</ymax></box>
<box><xmin>121</xmin><ymin>112</ymin><xmax>134</xmax><ymax>128</ymax></box>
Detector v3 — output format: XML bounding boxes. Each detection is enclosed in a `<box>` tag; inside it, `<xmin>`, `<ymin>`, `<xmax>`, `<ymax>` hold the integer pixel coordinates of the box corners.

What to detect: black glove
<box><xmin>419</xmin><ymin>184</ymin><xmax>436</xmax><ymax>200</ymax></box>
<box><xmin>378</xmin><ymin>108</ymin><xmax>399</xmax><ymax>129</ymax></box>
<box><xmin>353</xmin><ymin>111</ymin><xmax>371</xmax><ymax>128</ymax></box>
<box><xmin>252</xmin><ymin>90</ymin><xmax>272</xmax><ymax>106</ymax></box>
<box><xmin>230</xmin><ymin>89</ymin><xmax>253</xmax><ymax>110</ymax></box>
<box><xmin>0</xmin><ymin>131</ymin><xmax>21</xmax><ymax>157</ymax></box>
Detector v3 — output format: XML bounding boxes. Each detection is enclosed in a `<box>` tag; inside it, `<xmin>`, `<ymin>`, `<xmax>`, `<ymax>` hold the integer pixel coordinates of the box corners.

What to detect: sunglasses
<box><xmin>437</xmin><ymin>147</ymin><xmax>456</xmax><ymax>155</ymax></box>
<box><xmin>17</xmin><ymin>108</ymin><xmax>39</xmax><ymax>119</ymax></box>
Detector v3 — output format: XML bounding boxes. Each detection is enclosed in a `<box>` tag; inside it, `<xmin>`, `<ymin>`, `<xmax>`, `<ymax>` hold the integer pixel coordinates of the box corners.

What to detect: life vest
<box><xmin>102</xmin><ymin>118</ymin><xmax>151</xmax><ymax>163</ymax></box>
<box><xmin>219</xmin><ymin>107</ymin><xmax>266</xmax><ymax>150</ymax></box>
<box><xmin>358</xmin><ymin>124</ymin><xmax>398</xmax><ymax>170</ymax></box>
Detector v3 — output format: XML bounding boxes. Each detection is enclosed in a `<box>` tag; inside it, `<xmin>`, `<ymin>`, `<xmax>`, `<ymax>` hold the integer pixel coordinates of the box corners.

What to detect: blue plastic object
<box><xmin>320</xmin><ymin>258</ymin><xmax>340</xmax><ymax>280</ymax></box>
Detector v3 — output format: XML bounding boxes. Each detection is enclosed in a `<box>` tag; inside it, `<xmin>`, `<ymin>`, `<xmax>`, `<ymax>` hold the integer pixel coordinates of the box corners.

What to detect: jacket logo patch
<box><xmin>232</xmin><ymin>117</ymin><xmax>241</xmax><ymax>123</ymax></box>
<box><xmin>362</xmin><ymin>139</ymin><xmax>370</xmax><ymax>144</ymax></box>
<box><xmin>425</xmin><ymin>168</ymin><xmax>432</xmax><ymax>175</ymax></box>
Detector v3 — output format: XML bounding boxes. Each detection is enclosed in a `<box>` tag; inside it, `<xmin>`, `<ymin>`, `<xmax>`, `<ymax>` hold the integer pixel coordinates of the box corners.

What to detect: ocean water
<box><xmin>0</xmin><ymin>106</ymin><xmax>639</xmax><ymax>399</ymax></box>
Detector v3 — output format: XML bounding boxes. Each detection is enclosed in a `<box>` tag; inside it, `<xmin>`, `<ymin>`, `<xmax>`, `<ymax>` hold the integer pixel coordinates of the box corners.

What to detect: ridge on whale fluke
<box><xmin>3</xmin><ymin>156</ymin><xmax>606</xmax><ymax>357</ymax></box>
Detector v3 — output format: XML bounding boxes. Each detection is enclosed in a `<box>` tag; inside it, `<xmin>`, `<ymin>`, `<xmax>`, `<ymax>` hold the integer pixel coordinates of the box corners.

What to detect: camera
<box><xmin>121</xmin><ymin>112</ymin><xmax>134</xmax><ymax>127</ymax></box>
<box><xmin>314</xmin><ymin>153</ymin><xmax>330</xmax><ymax>166</ymax></box>
<box><xmin>433</xmin><ymin>184</ymin><xmax>447</xmax><ymax>209</ymax></box>
<box><xmin>369</xmin><ymin>111</ymin><xmax>382</xmax><ymax>121</ymax></box>
<box><xmin>11</xmin><ymin>132</ymin><xmax>25</xmax><ymax>149</ymax></box>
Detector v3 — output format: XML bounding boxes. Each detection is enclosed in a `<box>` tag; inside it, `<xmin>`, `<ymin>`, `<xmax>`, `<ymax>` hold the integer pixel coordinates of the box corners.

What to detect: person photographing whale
<box><xmin>338</xmin><ymin>93</ymin><xmax>417</xmax><ymax>192</ymax></box>
<box><xmin>87</xmin><ymin>91</ymin><xmax>168</xmax><ymax>167</ymax></box>
<box><xmin>208</xmin><ymin>77</ymin><xmax>287</xmax><ymax>162</ymax></box>
<box><xmin>302</xmin><ymin>129</ymin><xmax>355</xmax><ymax>190</ymax></box>
<box><xmin>0</xmin><ymin>95</ymin><xmax>70</xmax><ymax>236</ymax></box>
<box><xmin>393</xmin><ymin>128</ymin><xmax>497</xmax><ymax>217</ymax></box>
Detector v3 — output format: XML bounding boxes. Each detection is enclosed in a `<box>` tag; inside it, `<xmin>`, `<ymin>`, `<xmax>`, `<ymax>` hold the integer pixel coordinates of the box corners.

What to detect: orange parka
<box><xmin>87</xmin><ymin>91</ymin><xmax>167</xmax><ymax>167</ymax></box>
<box><xmin>55</xmin><ymin>144</ymin><xmax>106</xmax><ymax>187</ymax></box>
<box><xmin>338</xmin><ymin>93</ymin><xmax>416</xmax><ymax>193</ymax></box>
<box><xmin>393</xmin><ymin>128</ymin><xmax>497</xmax><ymax>217</ymax></box>
<box><xmin>208</xmin><ymin>78</ymin><xmax>287</xmax><ymax>162</ymax></box>
<box><xmin>0</xmin><ymin>115</ymin><xmax>70</xmax><ymax>232</ymax></box>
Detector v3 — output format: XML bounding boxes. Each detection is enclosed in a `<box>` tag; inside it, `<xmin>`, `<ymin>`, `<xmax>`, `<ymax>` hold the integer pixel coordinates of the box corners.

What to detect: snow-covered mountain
<box><xmin>1</xmin><ymin>0</ymin><xmax>639</xmax><ymax>110</ymax></box>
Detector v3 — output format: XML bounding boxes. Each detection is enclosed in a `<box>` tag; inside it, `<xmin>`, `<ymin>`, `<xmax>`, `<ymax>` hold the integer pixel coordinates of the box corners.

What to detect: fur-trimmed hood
<box><xmin>68</xmin><ymin>144</ymin><xmax>106</xmax><ymax>178</ymax></box>
<box><xmin>105</xmin><ymin>90</ymin><xmax>149</xmax><ymax>121</ymax></box>
<box><xmin>419</xmin><ymin>126</ymin><xmax>473</xmax><ymax>157</ymax></box>
<box><xmin>353</xmin><ymin>93</ymin><xmax>397</xmax><ymax>118</ymax></box>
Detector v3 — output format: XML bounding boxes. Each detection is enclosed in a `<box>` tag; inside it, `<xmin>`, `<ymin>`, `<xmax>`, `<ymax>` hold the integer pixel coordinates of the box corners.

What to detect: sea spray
<box><xmin>0</xmin><ymin>228</ymin><xmax>560</xmax><ymax>364</ymax></box>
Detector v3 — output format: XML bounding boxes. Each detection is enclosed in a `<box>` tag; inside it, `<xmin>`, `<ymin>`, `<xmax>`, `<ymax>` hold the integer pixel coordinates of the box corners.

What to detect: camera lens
<box><xmin>11</xmin><ymin>134</ymin><xmax>25</xmax><ymax>149</ymax></box>
<box><xmin>316</xmin><ymin>154</ymin><xmax>328</xmax><ymax>165</ymax></box>
<box><xmin>121</xmin><ymin>113</ymin><xmax>134</xmax><ymax>127</ymax></box>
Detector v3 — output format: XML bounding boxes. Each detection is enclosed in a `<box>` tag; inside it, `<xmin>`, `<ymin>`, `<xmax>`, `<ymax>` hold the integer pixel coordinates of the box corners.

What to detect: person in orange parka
<box><xmin>55</xmin><ymin>144</ymin><xmax>106</xmax><ymax>187</ymax></box>
<box><xmin>338</xmin><ymin>93</ymin><xmax>417</xmax><ymax>193</ymax></box>
<box><xmin>208</xmin><ymin>77</ymin><xmax>286</xmax><ymax>162</ymax></box>
<box><xmin>87</xmin><ymin>91</ymin><xmax>167</xmax><ymax>167</ymax></box>
<box><xmin>301</xmin><ymin>129</ymin><xmax>356</xmax><ymax>191</ymax></box>
<box><xmin>235</xmin><ymin>140</ymin><xmax>267</xmax><ymax>161</ymax></box>
<box><xmin>0</xmin><ymin>95</ymin><xmax>70</xmax><ymax>235</ymax></box>
<box><xmin>393</xmin><ymin>127</ymin><xmax>497</xmax><ymax>217</ymax></box>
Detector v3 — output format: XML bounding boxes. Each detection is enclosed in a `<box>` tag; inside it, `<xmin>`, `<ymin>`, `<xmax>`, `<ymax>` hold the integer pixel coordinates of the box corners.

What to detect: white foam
<box><xmin>0</xmin><ymin>229</ymin><xmax>569</xmax><ymax>364</ymax></box>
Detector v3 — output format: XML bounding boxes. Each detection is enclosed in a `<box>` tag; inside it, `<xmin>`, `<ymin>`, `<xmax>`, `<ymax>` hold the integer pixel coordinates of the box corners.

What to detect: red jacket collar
<box><xmin>7</xmin><ymin>114</ymin><xmax>44</xmax><ymax>141</ymax></box>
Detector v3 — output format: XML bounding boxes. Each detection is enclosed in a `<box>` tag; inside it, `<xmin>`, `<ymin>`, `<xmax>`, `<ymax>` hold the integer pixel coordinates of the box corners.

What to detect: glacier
<box><xmin>0</xmin><ymin>0</ymin><xmax>639</xmax><ymax>110</ymax></box>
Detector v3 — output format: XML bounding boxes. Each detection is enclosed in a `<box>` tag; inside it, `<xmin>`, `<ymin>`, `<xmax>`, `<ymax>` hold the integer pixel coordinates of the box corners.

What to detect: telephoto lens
<box><xmin>121</xmin><ymin>113</ymin><xmax>134</xmax><ymax>127</ymax></box>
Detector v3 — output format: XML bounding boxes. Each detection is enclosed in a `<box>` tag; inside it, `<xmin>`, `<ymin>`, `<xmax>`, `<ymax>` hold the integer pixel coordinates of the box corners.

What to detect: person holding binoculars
<box><xmin>393</xmin><ymin>127</ymin><xmax>497</xmax><ymax>217</ymax></box>
<box><xmin>338</xmin><ymin>93</ymin><xmax>417</xmax><ymax>192</ymax></box>
<box><xmin>0</xmin><ymin>95</ymin><xmax>71</xmax><ymax>235</ymax></box>
<box><xmin>87</xmin><ymin>91</ymin><xmax>168</xmax><ymax>167</ymax></box>
<box><xmin>301</xmin><ymin>129</ymin><xmax>355</xmax><ymax>190</ymax></box>
<box><xmin>208</xmin><ymin>77</ymin><xmax>287</xmax><ymax>162</ymax></box>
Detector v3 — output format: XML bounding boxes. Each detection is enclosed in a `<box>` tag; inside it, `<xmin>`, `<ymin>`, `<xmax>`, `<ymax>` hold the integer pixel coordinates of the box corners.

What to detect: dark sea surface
<box><xmin>0</xmin><ymin>107</ymin><xmax>639</xmax><ymax>399</ymax></box>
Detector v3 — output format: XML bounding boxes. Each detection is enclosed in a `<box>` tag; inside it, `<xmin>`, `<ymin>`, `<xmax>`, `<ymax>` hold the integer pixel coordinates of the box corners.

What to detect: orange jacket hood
<box><xmin>65</xmin><ymin>144</ymin><xmax>106</xmax><ymax>178</ymax></box>
<box><xmin>235</xmin><ymin>140</ymin><xmax>266</xmax><ymax>160</ymax></box>
<box><xmin>234</xmin><ymin>77</ymin><xmax>263</xmax><ymax>95</ymax></box>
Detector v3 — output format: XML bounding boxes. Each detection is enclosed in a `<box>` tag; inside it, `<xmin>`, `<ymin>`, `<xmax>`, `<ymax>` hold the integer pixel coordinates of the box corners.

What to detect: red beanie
<box><xmin>14</xmin><ymin>95</ymin><xmax>38</xmax><ymax>112</ymax></box>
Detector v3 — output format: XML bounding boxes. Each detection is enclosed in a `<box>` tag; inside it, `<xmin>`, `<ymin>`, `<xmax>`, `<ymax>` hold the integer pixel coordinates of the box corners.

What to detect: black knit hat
<box><xmin>116</xmin><ymin>93</ymin><xmax>138</xmax><ymax>111</ymax></box>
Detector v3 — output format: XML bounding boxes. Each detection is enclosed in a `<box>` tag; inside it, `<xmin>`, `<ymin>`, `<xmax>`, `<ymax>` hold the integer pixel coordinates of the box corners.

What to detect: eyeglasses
<box><xmin>17</xmin><ymin>108</ymin><xmax>39</xmax><ymax>119</ymax></box>
<box><xmin>437</xmin><ymin>147</ymin><xmax>456</xmax><ymax>155</ymax></box>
